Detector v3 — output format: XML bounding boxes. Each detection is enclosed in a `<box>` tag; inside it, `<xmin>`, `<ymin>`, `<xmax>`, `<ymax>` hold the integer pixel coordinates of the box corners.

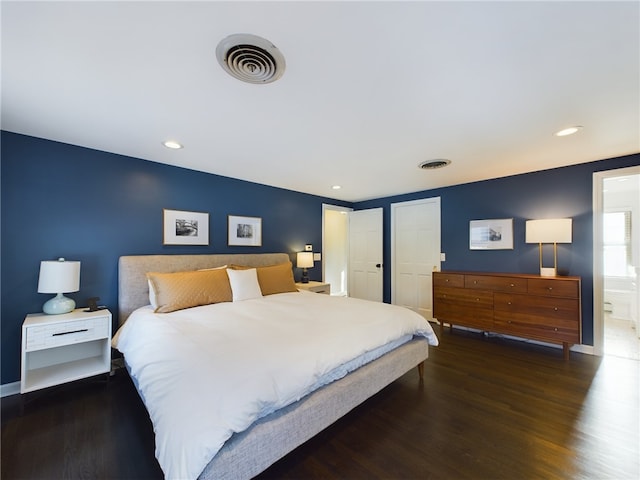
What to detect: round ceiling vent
<box><xmin>419</xmin><ymin>159</ymin><xmax>452</xmax><ymax>170</ymax></box>
<box><xmin>216</xmin><ymin>34</ymin><xmax>285</xmax><ymax>84</ymax></box>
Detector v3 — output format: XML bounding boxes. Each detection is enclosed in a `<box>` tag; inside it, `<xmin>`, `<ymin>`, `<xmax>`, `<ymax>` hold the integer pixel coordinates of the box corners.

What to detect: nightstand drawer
<box><xmin>26</xmin><ymin>317</ymin><xmax>110</xmax><ymax>351</ymax></box>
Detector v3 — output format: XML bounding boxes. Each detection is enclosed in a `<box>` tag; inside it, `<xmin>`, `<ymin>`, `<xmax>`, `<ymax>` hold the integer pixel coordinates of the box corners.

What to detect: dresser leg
<box><xmin>563</xmin><ymin>342</ymin><xmax>570</xmax><ymax>360</ymax></box>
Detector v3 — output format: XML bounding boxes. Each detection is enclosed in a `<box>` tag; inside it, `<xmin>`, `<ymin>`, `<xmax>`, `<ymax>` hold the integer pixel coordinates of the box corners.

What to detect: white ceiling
<box><xmin>2</xmin><ymin>1</ymin><xmax>639</xmax><ymax>202</ymax></box>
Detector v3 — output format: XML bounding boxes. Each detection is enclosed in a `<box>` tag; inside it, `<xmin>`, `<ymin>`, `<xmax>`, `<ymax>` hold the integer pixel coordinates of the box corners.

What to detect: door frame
<box><xmin>322</xmin><ymin>203</ymin><xmax>353</xmax><ymax>294</ymax></box>
<box><xmin>592</xmin><ymin>165</ymin><xmax>640</xmax><ymax>356</ymax></box>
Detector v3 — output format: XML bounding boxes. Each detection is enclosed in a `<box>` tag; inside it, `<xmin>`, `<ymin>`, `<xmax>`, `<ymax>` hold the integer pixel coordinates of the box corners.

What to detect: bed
<box><xmin>114</xmin><ymin>253</ymin><xmax>438</xmax><ymax>480</ymax></box>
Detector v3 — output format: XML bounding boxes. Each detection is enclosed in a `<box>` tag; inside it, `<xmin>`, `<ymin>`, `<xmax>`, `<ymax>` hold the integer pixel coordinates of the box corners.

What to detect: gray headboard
<box><xmin>118</xmin><ymin>253</ymin><xmax>291</xmax><ymax>325</ymax></box>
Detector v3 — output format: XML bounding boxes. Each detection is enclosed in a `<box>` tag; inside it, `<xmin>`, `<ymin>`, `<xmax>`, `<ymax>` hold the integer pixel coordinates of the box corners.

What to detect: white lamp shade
<box><xmin>525</xmin><ymin>219</ymin><xmax>572</xmax><ymax>244</ymax></box>
<box><xmin>38</xmin><ymin>258</ymin><xmax>81</xmax><ymax>293</ymax></box>
<box><xmin>296</xmin><ymin>252</ymin><xmax>314</xmax><ymax>269</ymax></box>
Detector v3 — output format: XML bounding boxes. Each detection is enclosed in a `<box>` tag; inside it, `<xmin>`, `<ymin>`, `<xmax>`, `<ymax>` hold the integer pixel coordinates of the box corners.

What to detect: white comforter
<box><xmin>112</xmin><ymin>291</ymin><xmax>438</xmax><ymax>479</ymax></box>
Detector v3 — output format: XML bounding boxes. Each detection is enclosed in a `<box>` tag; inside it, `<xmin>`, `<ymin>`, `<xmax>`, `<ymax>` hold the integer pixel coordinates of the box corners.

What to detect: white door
<box><xmin>391</xmin><ymin>197</ymin><xmax>441</xmax><ymax>319</ymax></box>
<box><xmin>349</xmin><ymin>208</ymin><xmax>383</xmax><ymax>302</ymax></box>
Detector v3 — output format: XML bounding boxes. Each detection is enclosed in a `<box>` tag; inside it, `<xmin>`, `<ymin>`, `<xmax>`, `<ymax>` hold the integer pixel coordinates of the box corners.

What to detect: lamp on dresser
<box><xmin>37</xmin><ymin>257</ymin><xmax>81</xmax><ymax>314</ymax></box>
<box><xmin>525</xmin><ymin>218</ymin><xmax>572</xmax><ymax>277</ymax></box>
<box><xmin>296</xmin><ymin>252</ymin><xmax>314</xmax><ymax>284</ymax></box>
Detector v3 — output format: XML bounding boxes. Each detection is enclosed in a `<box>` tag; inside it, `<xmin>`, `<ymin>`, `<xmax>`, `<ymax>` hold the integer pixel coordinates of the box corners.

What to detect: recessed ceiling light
<box><xmin>554</xmin><ymin>126</ymin><xmax>583</xmax><ymax>137</ymax></box>
<box><xmin>163</xmin><ymin>140</ymin><xmax>183</xmax><ymax>149</ymax></box>
<box><xmin>331</xmin><ymin>185</ymin><xmax>342</xmax><ymax>190</ymax></box>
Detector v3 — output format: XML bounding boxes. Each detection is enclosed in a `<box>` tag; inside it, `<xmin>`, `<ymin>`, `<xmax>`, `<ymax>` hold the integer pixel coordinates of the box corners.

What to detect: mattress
<box><xmin>113</xmin><ymin>291</ymin><xmax>437</xmax><ymax>479</ymax></box>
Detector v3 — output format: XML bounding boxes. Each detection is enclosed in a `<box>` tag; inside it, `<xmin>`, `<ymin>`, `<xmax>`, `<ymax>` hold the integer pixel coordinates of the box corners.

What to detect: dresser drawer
<box><xmin>527</xmin><ymin>278</ymin><xmax>579</xmax><ymax>298</ymax></box>
<box><xmin>433</xmin><ymin>273</ymin><xmax>465</xmax><ymax>288</ymax></box>
<box><xmin>434</xmin><ymin>286</ymin><xmax>493</xmax><ymax>308</ymax></box>
<box><xmin>433</xmin><ymin>303</ymin><xmax>494</xmax><ymax>330</ymax></box>
<box><xmin>494</xmin><ymin>293</ymin><xmax>579</xmax><ymax>321</ymax></box>
<box><xmin>465</xmin><ymin>275</ymin><xmax>527</xmax><ymax>293</ymax></box>
<box><xmin>494</xmin><ymin>312</ymin><xmax>580</xmax><ymax>344</ymax></box>
<box><xmin>25</xmin><ymin>317</ymin><xmax>110</xmax><ymax>352</ymax></box>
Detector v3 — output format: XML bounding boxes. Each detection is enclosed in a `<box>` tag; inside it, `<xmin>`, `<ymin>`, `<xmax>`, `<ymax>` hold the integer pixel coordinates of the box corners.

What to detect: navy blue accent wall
<box><xmin>355</xmin><ymin>153</ymin><xmax>640</xmax><ymax>348</ymax></box>
<box><xmin>2</xmin><ymin>129</ymin><xmax>638</xmax><ymax>385</ymax></box>
<box><xmin>1</xmin><ymin>131</ymin><xmax>350</xmax><ymax>384</ymax></box>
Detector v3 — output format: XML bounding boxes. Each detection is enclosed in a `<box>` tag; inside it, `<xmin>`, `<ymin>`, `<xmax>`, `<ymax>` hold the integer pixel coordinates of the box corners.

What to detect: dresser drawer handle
<box><xmin>473</xmin><ymin>280</ymin><xmax>478</xmax><ymax>284</ymax></box>
<box><xmin>476</xmin><ymin>298</ymin><xmax>480</xmax><ymax>302</ymax></box>
<box><xmin>510</xmin><ymin>283</ymin><xmax>515</xmax><ymax>287</ymax></box>
<box><xmin>547</xmin><ymin>287</ymin><xmax>553</xmax><ymax>291</ymax></box>
<box><xmin>507</xmin><ymin>302</ymin><xmax>512</xmax><ymax>305</ymax></box>
<box><xmin>445</xmin><ymin>279</ymin><xmax>449</xmax><ymax>282</ymax></box>
<box><xmin>554</xmin><ymin>307</ymin><xmax>558</xmax><ymax>311</ymax></box>
<box><xmin>52</xmin><ymin>329</ymin><xmax>89</xmax><ymax>337</ymax></box>
<box><xmin>554</xmin><ymin>328</ymin><xmax>558</xmax><ymax>331</ymax></box>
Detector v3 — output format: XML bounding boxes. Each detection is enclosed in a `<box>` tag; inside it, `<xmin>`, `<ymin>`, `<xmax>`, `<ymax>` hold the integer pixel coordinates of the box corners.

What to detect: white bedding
<box><xmin>112</xmin><ymin>291</ymin><xmax>438</xmax><ymax>479</ymax></box>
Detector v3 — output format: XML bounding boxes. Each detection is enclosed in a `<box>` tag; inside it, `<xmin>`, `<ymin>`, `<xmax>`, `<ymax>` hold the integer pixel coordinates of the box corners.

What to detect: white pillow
<box><xmin>148</xmin><ymin>279</ymin><xmax>158</xmax><ymax>309</ymax></box>
<box><xmin>226</xmin><ymin>268</ymin><xmax>263</xmax><ymax>302</ymax></box>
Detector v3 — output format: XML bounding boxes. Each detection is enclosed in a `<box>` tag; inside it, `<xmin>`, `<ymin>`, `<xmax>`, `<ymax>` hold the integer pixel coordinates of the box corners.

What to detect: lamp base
<box><xmin>301</xmin><ymin>269</ymin><xmax>310</xmax><ymax>283</ymax></box>
<box><xmin>43</xmin><ymin>293</ymin><xmax>75</xmax><ymax>315</ymax></box>
<box><xmin>540</xmin><ymin>267</ymin><xmax>557</xmax><ymax>277</ymax></box>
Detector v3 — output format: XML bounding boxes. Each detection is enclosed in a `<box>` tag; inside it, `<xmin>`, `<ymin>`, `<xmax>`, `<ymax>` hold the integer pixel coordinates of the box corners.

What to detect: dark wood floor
<box><xmin>2</xmin><ymin>327</ymin><xmax>638</xmax><ymax>479</ymax></box>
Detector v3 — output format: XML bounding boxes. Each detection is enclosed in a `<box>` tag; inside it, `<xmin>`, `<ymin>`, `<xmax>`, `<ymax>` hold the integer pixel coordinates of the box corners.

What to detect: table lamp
<box><xmin>296</xmin><ymin>252</ymin><xmax>314</xmax><ymax>284</ymax></box>
<box><xmin>38</xmin><ymin>258</ymin><xmax>81</xmax><ymax>314</ymax></box>
<box><xmin>525</xmin><ymin>219</ymin><xmax>572</xmax><ymax>276</ymax></box>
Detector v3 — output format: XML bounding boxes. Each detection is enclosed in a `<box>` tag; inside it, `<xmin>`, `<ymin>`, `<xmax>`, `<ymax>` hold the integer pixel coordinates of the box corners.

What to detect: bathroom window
<box><xmin>603</xmin><ymin>211</ymin><xmax>632</xmax><ymax>277</ymax></box>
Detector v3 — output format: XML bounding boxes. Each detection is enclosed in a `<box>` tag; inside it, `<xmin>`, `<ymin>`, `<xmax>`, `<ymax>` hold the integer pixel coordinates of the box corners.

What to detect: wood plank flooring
<box><xmin>2</xmin><ymin>326</ymin><xmax>638</xmax><ymax>479</ymax></box>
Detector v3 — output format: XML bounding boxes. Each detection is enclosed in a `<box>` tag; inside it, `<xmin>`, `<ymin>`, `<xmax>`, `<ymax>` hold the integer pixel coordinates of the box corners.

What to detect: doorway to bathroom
<box><xmin>594</xmin><ymin>166</ymin><xmax>640</xmax><ymax>360</ymax></box>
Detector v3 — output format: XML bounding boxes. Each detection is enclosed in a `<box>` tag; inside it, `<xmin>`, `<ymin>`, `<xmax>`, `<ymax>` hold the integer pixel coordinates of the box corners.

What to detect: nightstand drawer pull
<box><xmin>53</xmin><ymin>329</ymin><xmax>89</xmax><ymax>336</ymax></box>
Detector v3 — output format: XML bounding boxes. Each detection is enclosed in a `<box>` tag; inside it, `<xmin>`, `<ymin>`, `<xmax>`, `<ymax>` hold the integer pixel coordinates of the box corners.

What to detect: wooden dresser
<box><xmin>433</xmin><ymin>271</ymin><xmax>581</xmax><ymax>359</ymax></box>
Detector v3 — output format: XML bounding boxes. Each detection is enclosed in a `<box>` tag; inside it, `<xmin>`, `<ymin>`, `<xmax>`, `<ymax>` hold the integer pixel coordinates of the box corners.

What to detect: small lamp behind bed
<box><xmin>296</xmin><ymin>252</ymin><xmax>314</xmax><ymax>284</ymax></box>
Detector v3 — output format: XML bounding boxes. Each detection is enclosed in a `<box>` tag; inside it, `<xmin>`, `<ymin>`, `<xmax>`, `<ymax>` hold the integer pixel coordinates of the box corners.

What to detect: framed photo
<box><xmin>163</xmin><ymin>209</ymin><xmax>209</xmax><ymax>245</ymax></box>
<box><xmin>228</xmin><ymin>215</ymin><xmax>262</xmax><ymax>247</ymax></box>
<box><xmin>469</xmin><ymin>218</ymin><xmax>513</xmax><ymax>250</ymax></box>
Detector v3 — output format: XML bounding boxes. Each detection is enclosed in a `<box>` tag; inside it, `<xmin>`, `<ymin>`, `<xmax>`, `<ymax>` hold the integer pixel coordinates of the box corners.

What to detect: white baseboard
<box><xmin>1</xmin><ymin>381</ymin><xmax>20</xmax><ymax>398</ymax></box>
<box><xmin>571</xmin><ymin>344</ymin><xmax>595</xmax><ymax>355</ymax></box>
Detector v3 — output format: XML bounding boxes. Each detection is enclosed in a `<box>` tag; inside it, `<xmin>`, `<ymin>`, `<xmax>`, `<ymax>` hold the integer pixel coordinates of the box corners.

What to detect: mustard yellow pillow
<box><xmin>228</xmin><ymin>262</ymin><xmax>297</xmax><ymax>296</ymax></box>
<box><xmin>146</xmin><ymin>268</ymin><xmax>232</xmax><ymax>313</ymax></box>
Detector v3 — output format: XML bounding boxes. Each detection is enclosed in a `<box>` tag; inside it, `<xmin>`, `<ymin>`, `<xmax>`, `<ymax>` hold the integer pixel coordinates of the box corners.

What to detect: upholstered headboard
<box><xmin>118</xmin><ymin>253</ymin><xmax>291</xmax><ymax>325</ymax></box>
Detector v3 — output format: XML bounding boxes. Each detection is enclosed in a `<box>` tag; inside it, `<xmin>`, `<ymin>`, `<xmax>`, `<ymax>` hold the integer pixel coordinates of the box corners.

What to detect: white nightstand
<box><xmin>21</xmin><ymin>308</ymin><xmax>112</xmax><ymax>394</ymax></box>
<box><xmin>296</xmin><ymin>281</ymin><xmax>331</xmax><ymax>295</ymax></box>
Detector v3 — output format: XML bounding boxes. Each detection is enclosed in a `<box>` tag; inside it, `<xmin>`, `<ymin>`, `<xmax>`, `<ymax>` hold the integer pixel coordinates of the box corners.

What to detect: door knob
<box><xmin>375</xmin><ymin>263</ymin><xmax>382</xmax><ymax>268</ymax></box>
